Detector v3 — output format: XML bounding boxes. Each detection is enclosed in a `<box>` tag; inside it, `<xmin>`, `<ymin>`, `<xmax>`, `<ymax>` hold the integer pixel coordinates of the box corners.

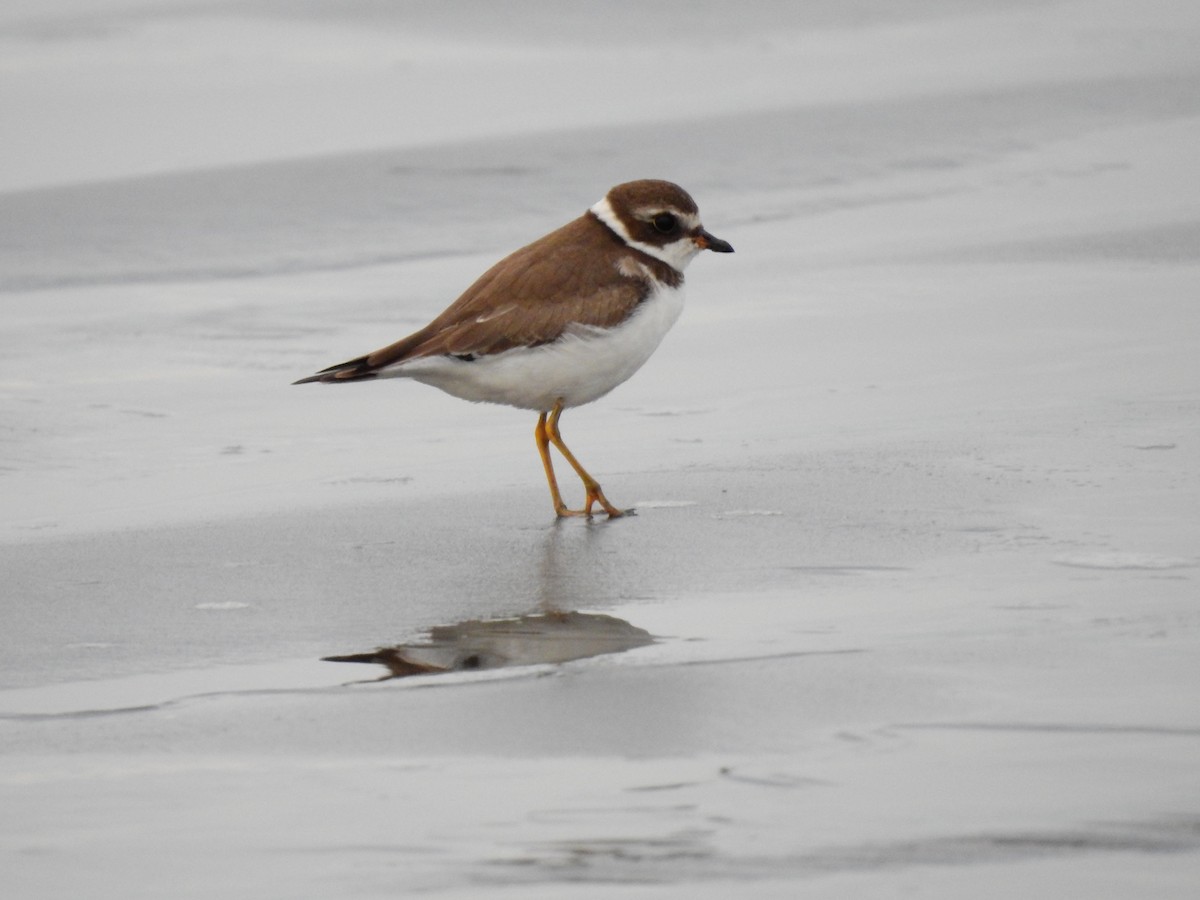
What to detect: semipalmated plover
<box><xmin>295</xmin><ymin>179</ymin><xmax>733</xmax><ymax>518</ymax></box>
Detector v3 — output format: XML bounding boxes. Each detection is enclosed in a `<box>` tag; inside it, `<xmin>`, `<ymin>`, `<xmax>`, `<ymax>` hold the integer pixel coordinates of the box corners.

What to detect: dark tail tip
<box><xmin>322</xmin><ymin>652</ymin><xmax>385</xmax><ymax>664</ymax></box>
<box><xmin>293</xmin><ymin>356</ymin><xmax>378</xmax><ymax>385</ymax></box>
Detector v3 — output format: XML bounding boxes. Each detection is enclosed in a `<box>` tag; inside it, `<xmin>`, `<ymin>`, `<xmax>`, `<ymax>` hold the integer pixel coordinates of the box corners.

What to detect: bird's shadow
<box><xmin>323</xmin><ymin>519</ymin><xmax>654</xmax><ymax>681</ymax></box>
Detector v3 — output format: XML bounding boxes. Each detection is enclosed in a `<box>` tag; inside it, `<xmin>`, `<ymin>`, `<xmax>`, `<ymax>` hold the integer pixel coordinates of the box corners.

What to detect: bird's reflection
<box><xmin>323</xmin><ymin>521</ymin><xmax>653</xmax><ymax>679</ymax></box>
<box><xmin>324</xmin><ymin>610</ymin><xmax>653</xmax><ymax>679</ymax></box>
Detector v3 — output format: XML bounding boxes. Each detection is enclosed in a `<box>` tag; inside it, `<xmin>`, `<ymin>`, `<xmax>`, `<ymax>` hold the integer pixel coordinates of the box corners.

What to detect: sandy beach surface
<box><xmin>3</xmin><ymin>1</ymin><xmax>1199</xmax><ymax>897</ymax></box>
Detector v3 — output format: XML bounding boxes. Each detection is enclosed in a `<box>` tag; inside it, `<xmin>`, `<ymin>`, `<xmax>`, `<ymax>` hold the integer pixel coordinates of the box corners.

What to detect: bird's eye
<box><xmin>651</xmin><ymin>213</ymin><xmax>678</xmax><ymax>234</ymax></box>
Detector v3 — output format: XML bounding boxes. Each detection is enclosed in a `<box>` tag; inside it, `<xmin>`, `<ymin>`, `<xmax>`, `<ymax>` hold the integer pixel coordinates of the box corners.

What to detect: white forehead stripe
<box><xmin>589</xmin><ymin>196</ymin><xmax>699</xmax><ymax>273</ymax></box>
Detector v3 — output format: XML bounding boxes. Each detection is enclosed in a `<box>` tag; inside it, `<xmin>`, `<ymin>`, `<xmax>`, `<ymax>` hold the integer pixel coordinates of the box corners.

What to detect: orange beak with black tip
<box><xmin>694</xmin><ymin>228</ymin><xmax>734</xmax><ymax>253</ymax></box>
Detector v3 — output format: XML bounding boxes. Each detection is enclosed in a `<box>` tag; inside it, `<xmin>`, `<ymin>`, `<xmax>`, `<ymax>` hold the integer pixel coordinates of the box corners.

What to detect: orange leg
<box><xmin>535</xmin><ymin>400</ymin><xmax>628</xmax><ymax>518</ymax></box>
<box><xmin>534</xmin><ymin>410</ymin><xmax>571</xmax><ymax>516</ymax></box>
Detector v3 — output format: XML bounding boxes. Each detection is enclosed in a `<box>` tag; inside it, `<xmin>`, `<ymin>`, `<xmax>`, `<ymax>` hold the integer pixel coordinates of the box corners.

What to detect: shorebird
<box><xmin>295</xmin><ymin>179</ymin><xmax>733</xmax><ymax>518</ymax></box>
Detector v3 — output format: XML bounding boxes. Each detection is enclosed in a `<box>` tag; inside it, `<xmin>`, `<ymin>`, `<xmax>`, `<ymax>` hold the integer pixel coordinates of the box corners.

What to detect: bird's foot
<box><xmin>554</xmin><ymin>489</ymin><xmax>634</xmax><ymax>519</ymax></box>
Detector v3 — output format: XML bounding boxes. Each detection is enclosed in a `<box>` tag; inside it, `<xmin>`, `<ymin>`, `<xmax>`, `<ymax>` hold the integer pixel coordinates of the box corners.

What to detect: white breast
<box><xmin>387</xmin><ymin>282</ymin><xmax>686</xmax><ymax>412</ymax></box>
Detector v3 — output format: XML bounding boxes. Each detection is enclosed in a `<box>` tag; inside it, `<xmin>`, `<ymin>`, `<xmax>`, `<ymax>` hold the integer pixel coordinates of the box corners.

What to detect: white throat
<box><xmin>590</xmin><ymin>196</ymin><xmax>699</xmax><ymax>273</ymax></box>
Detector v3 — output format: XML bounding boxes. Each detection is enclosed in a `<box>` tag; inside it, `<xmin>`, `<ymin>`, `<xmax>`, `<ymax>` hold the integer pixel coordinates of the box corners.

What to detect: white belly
<box><xmin>381</xmin><ymin>284</ymin><xmax>685</xmax><ymax>412</ymax></box>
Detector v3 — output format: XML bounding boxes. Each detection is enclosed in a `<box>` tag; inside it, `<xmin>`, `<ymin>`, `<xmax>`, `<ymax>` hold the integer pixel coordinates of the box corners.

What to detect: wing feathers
<box><xmin>296</xmin><ymin>212</ymin><xmax>665</xmax><ymax>384</ymax></box>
